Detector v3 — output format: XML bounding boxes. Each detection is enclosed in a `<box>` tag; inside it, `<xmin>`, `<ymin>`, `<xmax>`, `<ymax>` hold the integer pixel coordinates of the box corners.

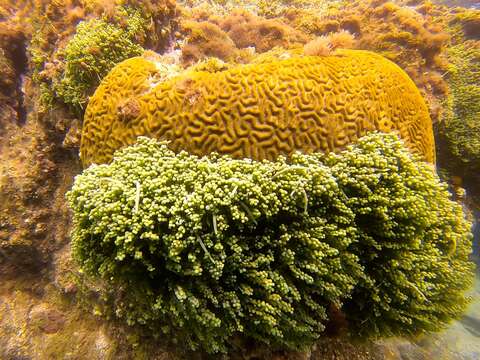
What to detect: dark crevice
<box><xmin>10</xmin><ymin>34</ymin><xmax>28</xmax><ymax>125</ymax></box>
<box><xmin>15</xmin><ymin>74</ymin><xmax>27</xmax><ymax>125</ymax></box>
<box><xmin>0</xmin><ymin>29</ymin><xmax>29</xmax><ymax>126</ymax></box>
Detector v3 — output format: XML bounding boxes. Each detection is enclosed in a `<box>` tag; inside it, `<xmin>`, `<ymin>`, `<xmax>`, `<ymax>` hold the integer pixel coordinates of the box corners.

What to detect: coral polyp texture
<box><xmin>80</xmin><ymin>50</ymin><xmax>435</xmax><ymax>167</ymax></box>
<box><xmin>67</xmin><ymin>133</ymin><xmax>474</xmax><ymax>354</ymax></box>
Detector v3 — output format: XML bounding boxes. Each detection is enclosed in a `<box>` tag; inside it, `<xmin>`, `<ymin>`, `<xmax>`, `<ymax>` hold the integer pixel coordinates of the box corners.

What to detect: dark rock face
<box><xmin>0</xmin><ymin>23</ymin><xmax>28</xmax><ymax>126</ymax></box>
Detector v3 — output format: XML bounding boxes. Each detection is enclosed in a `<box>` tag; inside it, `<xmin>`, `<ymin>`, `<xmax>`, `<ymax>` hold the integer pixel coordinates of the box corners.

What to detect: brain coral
<box><xmin>80</xmin><ymin>50</ymin><xmax>435</xmax><ymax>166</ymax></box>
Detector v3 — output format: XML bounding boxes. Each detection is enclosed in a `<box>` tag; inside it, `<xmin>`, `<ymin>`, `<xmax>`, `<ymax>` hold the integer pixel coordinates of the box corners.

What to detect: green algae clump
<box><xmin>440</xmin><ymin>42</ymin><xmax>480</xmax><ymax>173</ymax></box>
<box><xmin>328</xmin><ymin>133</ymin><xmax>475</xmax><ymax>338</ymax></box>
<box><xmin>51</xmin><ymin>9</ymin><xmax>146</xmax><ymax>114</ymax></box>
<box><xmin>67</xmin><ymin>132</ymin><xmax>474</xmax><ymax>353</ymax></box>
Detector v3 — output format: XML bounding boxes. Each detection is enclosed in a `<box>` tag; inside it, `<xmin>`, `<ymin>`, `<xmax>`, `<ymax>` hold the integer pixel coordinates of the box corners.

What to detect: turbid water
<box><xmin>0</xmin><ymin>0</ymin><xmax>479</xmax><ymax>359</ymax></box>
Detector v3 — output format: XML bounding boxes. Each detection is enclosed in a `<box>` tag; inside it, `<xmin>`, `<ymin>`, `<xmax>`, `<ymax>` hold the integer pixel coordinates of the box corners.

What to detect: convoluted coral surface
<box><xmin>80</xmin><ymin>49</ymin><xmax>435</xmax><ymax>166</ymax></box>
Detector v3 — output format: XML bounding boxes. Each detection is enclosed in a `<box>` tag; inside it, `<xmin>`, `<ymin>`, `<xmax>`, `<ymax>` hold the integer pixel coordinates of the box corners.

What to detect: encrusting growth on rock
<box><xmin>304</xmin><ymin>30</ymin><xmax>357</xmax><ymax>56</ymax></box>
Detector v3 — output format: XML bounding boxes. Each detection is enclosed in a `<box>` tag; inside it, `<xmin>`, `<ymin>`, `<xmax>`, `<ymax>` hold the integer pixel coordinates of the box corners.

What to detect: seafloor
<box><xmin>0</xmin><ymin>0</ymin><xmax>479</xmax><ymax>359</ymax></box>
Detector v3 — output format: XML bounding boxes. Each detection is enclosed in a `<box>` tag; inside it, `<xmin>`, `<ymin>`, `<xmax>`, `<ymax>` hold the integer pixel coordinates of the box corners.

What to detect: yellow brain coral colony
<box><xmin>80</xmin><ymin>50</ymin><xmax>435</xmax><ymax>166</ymax></box>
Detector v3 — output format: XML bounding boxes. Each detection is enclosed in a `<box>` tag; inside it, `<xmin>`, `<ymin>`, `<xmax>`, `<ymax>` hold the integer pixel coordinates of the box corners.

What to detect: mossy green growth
<box><xmin>441</xmin><ymin>42</ymin><xmax>480</xmax><ymax>170</ymax></box>
<box><xmin>51</xmin><ymin>8</ymin><xmax>146</xmax><ymax>115</ymax></box>
<box><xmin>328</xmin><ymin>134</ymin><xmax>475</xmax><ymax>338</ymax></box>
<box><xmin>67</xmin><ymin>133</ymin><xmax>475</xmax><ymax>354</ymax></box>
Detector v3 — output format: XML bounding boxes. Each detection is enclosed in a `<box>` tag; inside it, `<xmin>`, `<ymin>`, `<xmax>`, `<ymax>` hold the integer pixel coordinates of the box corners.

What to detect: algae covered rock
<box><xmin>80</xmin><ymin>50</ymin><xmax>435</xmax><ymax>167</ymax></box>
<box><xmin>440</xmin><ymin>42</ymin><xmax>480</xmax><ymax>181</ymax></box>
<box><xmin>46</xmin><ymin>8</ymin><xmax>148</xmax><ymax>114</ymax></box>
<box><xmin>67</xmin><ymin>133</ymin><xmax>474</xmax><ymax>354</ymax></box>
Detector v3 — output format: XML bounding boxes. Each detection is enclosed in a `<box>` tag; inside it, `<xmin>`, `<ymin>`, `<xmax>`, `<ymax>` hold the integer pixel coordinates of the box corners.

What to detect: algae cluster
<box><xmin>67</xmin><ymin>132</ymin><xmax>474</xmax><ymax>353</ymax></box>
<box><xmin>38</xmin><ymin>8</ymin><xmax>148</xmax><ymax>115</ymax></box>
<box><xmin>29</xmin><ymin>0</ymin><xmax>179</xmax><ymax>120</ymax></box>
<box><xmin>441</xmin><ymin>42</ymin><xmax>480</xmax><ymax>169</ymax></box>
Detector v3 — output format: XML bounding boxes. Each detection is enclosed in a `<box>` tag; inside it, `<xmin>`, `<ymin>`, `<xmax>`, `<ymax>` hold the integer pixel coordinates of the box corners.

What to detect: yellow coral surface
<box><xmin>80</xmin><ymin>50</ymin><xmax>435</xmax><ymax>166</ymax></box>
